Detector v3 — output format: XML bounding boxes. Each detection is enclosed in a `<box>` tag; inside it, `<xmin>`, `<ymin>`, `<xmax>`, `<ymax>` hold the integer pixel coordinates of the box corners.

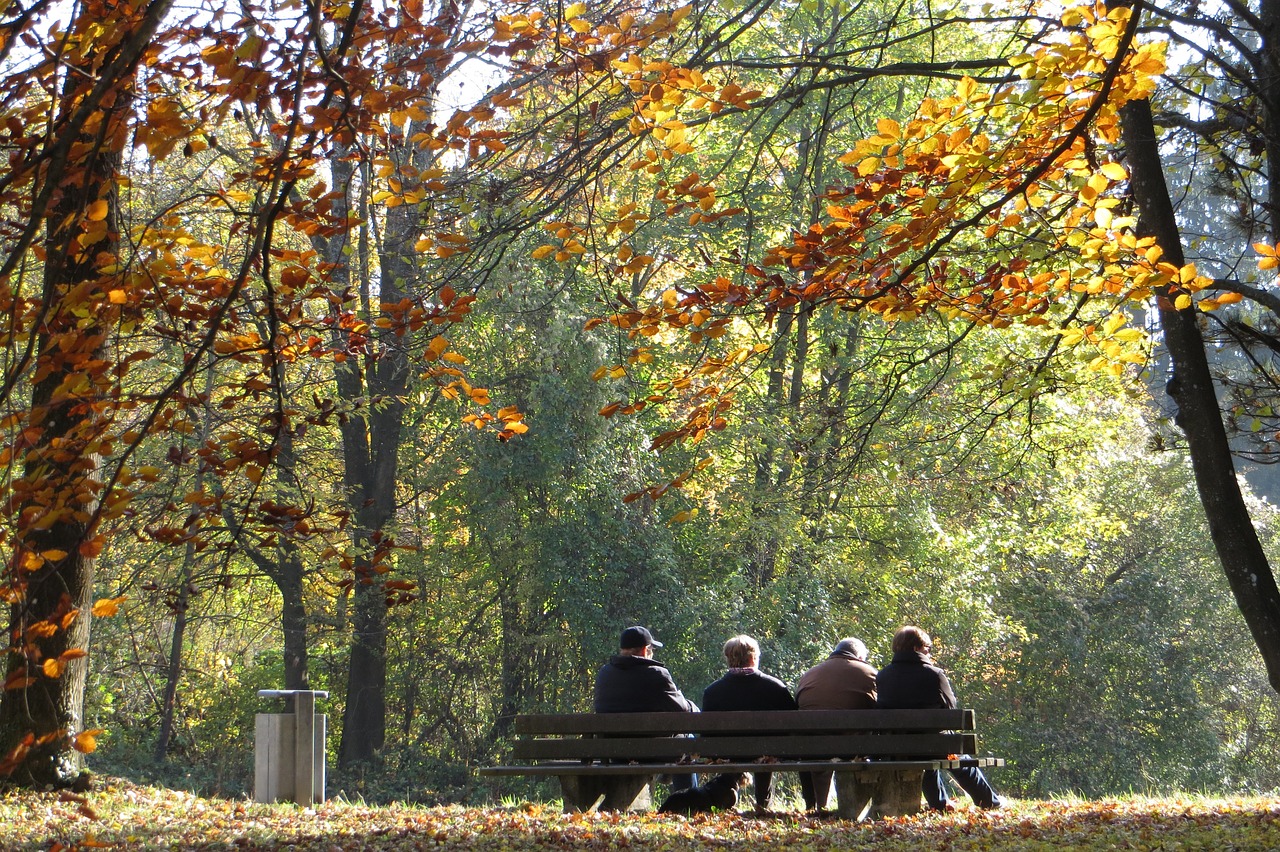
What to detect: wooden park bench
<box><xmin>478</xmin><ymin>708</ymin><xmax>1003</xmax><ymax>820</ymax></box>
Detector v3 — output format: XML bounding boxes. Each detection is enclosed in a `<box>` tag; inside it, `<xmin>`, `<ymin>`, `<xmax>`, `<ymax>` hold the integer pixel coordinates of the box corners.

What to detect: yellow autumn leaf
<box><xmin>876</xmin><ymin>118</ymin><xmax>901</xmax><ymax>139</ymax></box>
<box><xmin>91</xmin><ymin>596</ymin><xmax>126</xmax><ymax>618</ymax></box>
<box><xmin>86</xmin><ymin>199</ymin><xmax>109</xmax><ymax>221</ymax></box>
<box><xmin>1174</xmin><ymin>294</ymin><xmax>1193</xmax><ymax>310</ymax></box>
<box><xmin>1099</xmin><ymin>162</ymin><xmax>1128</xmax><ymax>181</ymax></box>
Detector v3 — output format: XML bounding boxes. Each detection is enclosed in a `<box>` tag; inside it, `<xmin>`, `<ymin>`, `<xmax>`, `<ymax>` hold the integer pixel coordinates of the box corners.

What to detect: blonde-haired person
<box><xmin>876</xmin><ymin>626</ymin><xmax>1002</xmax><ymax>811</ymax></box>
<box><xmin>700</xmin><ymin>635</ymin><xmax>798</xmax><ymax>813</ymax></box>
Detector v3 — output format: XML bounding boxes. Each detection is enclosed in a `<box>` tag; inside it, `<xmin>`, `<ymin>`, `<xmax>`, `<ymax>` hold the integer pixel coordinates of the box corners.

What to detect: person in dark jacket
<box><xmin>594</xmin><ymin>625</ymin><xmax>698</xmax><ymax>791</ymax></box>
<box><xmin>876</xmin><ymin>625</ymin><xmax>1002</xmax><ymax>811</ymax></box>
<box><xmin>701</xmin><ymin>635</ymin><xmax>797</xmax><ymax>812</ymax></box>
<box><xmin>794</xmin><ymin>637</ymin><xmax>878</xmax><ymax>810</ymax></box>
<box><xmin>593</xmin><ymin>625</ymin><xmax>698</xmax><ymax>713</ymax></box>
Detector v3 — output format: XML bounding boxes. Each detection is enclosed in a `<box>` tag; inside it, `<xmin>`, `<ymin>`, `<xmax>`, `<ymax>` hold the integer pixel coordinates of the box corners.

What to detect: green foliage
<box><xmin>39</xmin><ymin>0</ymin><xmax>1280</xmax><ymax>807</ymax></box>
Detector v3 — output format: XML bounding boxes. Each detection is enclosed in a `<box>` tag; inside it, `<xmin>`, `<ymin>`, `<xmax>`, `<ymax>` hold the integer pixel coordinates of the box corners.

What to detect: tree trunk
<box><xmin>0</xmin><ymin>0</ymin><xmax>174</xmax><ymax>788</ymax></box>
<box><xmin>329</xmin><ymin>140</ymin><xmax>415</xmax><ymax>768</ymax></box>
<box><xmin>153</xmin><ymin>547</ymin><xmax>194</xmax><ymax>762</ymax></box>
<box><xmin>1119</xmin><ymin>95</ymin><xmax>1280</xmax><ymax>692</ymax></box>
<box><xmin>0</xmin><ymin>100</ymin><xmax>118</xmax><ymax>791</ymax></box>
<box><xmin>1260</xmin><ymin>0</ymin><xmax>1280</xmax><ymax>239</ymax></box>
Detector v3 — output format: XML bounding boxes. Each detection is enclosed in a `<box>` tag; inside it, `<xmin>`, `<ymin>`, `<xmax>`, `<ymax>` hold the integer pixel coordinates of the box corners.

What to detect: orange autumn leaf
<box><xmin>72</xmin><ymin>729</ymin><xmax>104</xmax><ymax>753</ymax></box>
<box><xmin>91</xmin><ymin>596</ymin><xmax>126</xmax><ymax>618</ymax></box>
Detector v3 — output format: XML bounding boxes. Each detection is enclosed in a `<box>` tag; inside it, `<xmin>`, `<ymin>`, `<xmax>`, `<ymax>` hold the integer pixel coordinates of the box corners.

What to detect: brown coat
<box><xmin>794</xmin><ymin>653</ymin><xmax>878</xmax><ymax>710</ymax></box>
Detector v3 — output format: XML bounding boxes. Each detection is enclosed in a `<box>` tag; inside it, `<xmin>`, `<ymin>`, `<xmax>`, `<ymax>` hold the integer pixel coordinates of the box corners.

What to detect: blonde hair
<box><xmin>723</xmin><ymin>634</ymin><xmax>760</xmax><ymax>668</ymax></box>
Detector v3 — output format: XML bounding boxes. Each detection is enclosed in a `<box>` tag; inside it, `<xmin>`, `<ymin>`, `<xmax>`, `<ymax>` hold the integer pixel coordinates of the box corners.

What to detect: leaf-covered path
<box><xmin>6</xmin><ymin>780</ymin><xmax>1279</xmax><ymax>850</ymax></box>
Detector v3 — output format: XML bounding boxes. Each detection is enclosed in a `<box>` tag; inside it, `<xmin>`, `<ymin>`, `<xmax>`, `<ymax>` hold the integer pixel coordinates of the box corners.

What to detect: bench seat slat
<box><xmin>512</xmin><ymin>732</ymin><xmax>976</xmax><ymax>761</ymax></box>
<box><xmin>513</xmin><ymin>709</ymin><xmax>973</xmax><ymax>736</ymax></box>
<box><xmin>477</xmin><ymin>757</ymin><xmax>1005</xmax><ymax>777</ymax></box>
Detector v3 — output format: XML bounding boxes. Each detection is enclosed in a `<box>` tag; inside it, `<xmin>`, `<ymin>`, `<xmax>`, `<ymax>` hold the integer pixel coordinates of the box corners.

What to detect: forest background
<box><xmin>2</xmin><ymin>0</ymin><xmax>1280</xmax><ymax>808</ymax></box>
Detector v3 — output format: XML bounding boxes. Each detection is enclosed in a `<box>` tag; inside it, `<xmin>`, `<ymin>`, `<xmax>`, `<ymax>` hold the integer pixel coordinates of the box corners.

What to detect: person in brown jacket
<box><xmin>794</xmin><ymin>637</ymin><xmax>878</xmax><ymax>810</ymax></box>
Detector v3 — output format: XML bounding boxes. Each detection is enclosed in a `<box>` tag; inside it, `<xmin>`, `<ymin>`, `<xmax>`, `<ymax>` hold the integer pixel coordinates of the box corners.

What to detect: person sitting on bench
<box><xmin>594</xmin><ymin>625</ymin><xmax>698</xmax><ymax>790</ymax></box>
<box><xmin>794</xmin><ymin>636</ymin><xmax>878</xmax><ymax>811</ymax></box>
<box><xmin>876</xmin><ymin>625</ymin><xmax>1002</xmax><ymax>811</ymax></box>
<box><xmin>701</xmin><ymin>634</ymin><xmax>797</xmax><ymax>813</ymax></box>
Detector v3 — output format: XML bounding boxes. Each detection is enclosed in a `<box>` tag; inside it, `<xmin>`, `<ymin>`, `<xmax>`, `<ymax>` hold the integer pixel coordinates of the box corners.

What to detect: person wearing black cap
<box><xmin>594</xmin><ymin>625</ymin><xmax>699</xmax><ymax>793</ymax></box>
<box><xmin>593</xmin><ymin>625</ymin><xmax>698</xmax><ymax>714</ymax></box>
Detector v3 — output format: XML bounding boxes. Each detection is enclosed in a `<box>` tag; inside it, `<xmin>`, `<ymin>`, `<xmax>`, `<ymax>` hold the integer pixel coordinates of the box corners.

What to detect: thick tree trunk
<box><xmin>279</xmin><ymin>566</ymin><xmax>310</xmax><ymax>691</ymax></box>
<box><xmin>328</xmin><ymin>141</ymin><xmax>414</xmax><ymax>769</ymax></box>
<box><xmin>1120</xmin><ymin>97</ymin><xmax>1280</xmax><ymax>692</ymax></box>
<box><xmin>0</xmin><ymin>0</ymin><xmax>174</xmax><ymax>788</ymax></box>
<box><xmin>0</xmin><ymin>70</ymin><xmax>125</xmax><ymax>788</ymax></box>
<box><xmin>340</xmin><ymin>570</ymin><xmax>389</xmax><ymax>765</ymax></box>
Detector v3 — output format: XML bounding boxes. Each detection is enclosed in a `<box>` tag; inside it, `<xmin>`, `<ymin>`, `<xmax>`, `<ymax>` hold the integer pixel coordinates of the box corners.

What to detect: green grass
<box><xmin>3</xmin><ymin>779</ymin><xmax>1278</xmax><ymax>850</ymax></box>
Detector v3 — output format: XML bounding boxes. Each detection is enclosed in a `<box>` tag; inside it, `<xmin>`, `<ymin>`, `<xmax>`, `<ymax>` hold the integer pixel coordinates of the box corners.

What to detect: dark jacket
<box><xmin>875</xmin><ymin>649</ymin><xmax>958</xmax><ymax>710</ymax></box>
<box><xmin>795</xmin><ymin>652</ymin><xmax>878</xmax><ymax>710</ymax></box>
<box><xmin>702</xmin><ymin>670</ymin><xmax>797</xmax><ymax>712</ymax></box>
<box><xmin>593</xmin><ymin>654</ymin><xmax>698</xmax><ymax>713</ymax></box>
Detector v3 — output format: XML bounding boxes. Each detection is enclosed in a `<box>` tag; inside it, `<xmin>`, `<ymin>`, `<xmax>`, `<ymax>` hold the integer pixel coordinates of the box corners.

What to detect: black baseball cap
<box><xmin>620</xmin><ymin>625</ymin><xmax>663</xmax><ymax>649</ymax></box>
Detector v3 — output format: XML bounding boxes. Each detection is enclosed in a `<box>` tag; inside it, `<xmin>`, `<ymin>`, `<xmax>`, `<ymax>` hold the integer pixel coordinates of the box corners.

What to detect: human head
<box><xmin>619</xmin><ymin>625</ymin><xmax>663</xmax><ymax>655</ymax></box>
<box><xmin>831</xmin><ymin>637</ymin><xmax>868</xmax><ymax>661</ymax></box>
<box><xmin>892</xmin><ymin>625</ymin><xmax>932</xmax><ymax>654</ymax></box>
<box><xmin>722</xmin><ymin>634</ymin><xmax>760</xmax><ymax>668</ymax></box>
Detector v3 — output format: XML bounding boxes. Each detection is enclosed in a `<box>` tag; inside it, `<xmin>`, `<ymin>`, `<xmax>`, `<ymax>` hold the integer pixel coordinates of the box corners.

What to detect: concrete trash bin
<box><xmin>254</xmin><ymin>689</ymin><xmax>328</xmax><ymax>804</ymax></box>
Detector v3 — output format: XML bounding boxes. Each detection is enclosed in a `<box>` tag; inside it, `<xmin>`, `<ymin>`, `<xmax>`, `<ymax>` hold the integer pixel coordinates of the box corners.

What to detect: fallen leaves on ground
<box><xmin>1</xmin><ymin>779</ymin><xmax>1278</xmax><ymax>850</ymax></box>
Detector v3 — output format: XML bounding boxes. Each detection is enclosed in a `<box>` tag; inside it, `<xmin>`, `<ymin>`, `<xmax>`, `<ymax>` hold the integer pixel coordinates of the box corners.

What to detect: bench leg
<box><xmin>869</xmin><ymin>770</ymin><xmax>923</xmax><ymax>818</ymax></box>
<box><xmin>831</xmin><ymin>772</ymin><xmax>874</xmax><ymax>822</ymax></box>
<box><xmin>558</xmin><ymin>775</ymin><xmax>653</xmax><ymax>813</ymax></box>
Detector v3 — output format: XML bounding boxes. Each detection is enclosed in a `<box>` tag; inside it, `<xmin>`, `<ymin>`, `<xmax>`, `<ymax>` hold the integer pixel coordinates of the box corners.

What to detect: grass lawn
<box><xmin>3</xmin><ymin>779</ymin><xmax>1278</xmax><ymax>850</ymax></box>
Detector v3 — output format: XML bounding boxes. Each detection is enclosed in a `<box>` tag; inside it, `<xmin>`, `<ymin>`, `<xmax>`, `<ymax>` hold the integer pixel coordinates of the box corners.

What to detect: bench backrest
<box><xmin>511</xmin><ymin>709</ymin><xmax>978</xmax><ymax>762</ymax></box>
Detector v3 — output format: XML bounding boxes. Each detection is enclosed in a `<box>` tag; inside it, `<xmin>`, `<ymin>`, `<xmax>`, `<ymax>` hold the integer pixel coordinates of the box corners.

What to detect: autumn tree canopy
<box><xmin>3</xmin><ymin>0</ymin><xmax>1280</xmax><ymax>789</ymax></box>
